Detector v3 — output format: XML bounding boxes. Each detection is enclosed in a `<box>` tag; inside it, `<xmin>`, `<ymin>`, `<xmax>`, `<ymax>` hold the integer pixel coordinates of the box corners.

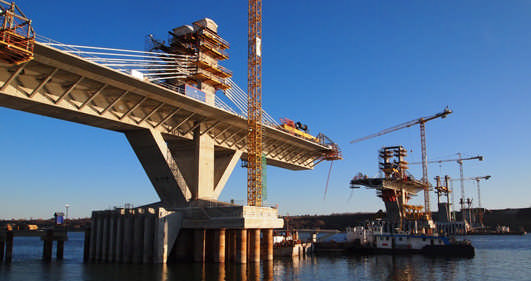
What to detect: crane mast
<box><xmin>458</xmin><ymin>153</ymin><xmax>465</xmax><ymax>211</ymax></box>
<box><xmin>247</xmin><ymin>0</ymin><xmax>263</xmax><ymax>206</ymax></box>
<box><xmin>419</xmin><ymin>121</ymin><xmax>430</xmax><ymax>217</ymax></box>
<box><xmin>410</xmin><ymin>154</ymin><xmax>484</xmax><ymax>213</ymax></box>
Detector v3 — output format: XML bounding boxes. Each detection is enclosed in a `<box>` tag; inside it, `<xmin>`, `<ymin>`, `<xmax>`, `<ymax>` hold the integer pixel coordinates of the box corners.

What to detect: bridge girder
<box><xmin>0</xmin><ymin>43</ymin><xmax>332</xmax><ymax>206</ymax></box>
<box><xmin>0</xmin><ymin>43</ymin><xmax>327</xmax><ymax>170</ymax></box>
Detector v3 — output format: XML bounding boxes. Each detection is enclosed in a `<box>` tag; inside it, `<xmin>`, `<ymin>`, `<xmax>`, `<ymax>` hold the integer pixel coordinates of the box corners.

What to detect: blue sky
<box><xmin>1</xmin><ymin>0</ymin><xmax>530</xmax><ymax>219</ymax></box>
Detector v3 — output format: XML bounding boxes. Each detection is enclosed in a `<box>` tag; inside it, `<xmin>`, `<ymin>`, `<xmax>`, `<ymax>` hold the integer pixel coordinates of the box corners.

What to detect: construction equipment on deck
<box><xmin>350</xmin><ymin>107</ymin><xmax>452</xmax><ymax>219</ymax></box>
<box><xmin>0</xmin><ymin>1</ymin><xmax>35</xmax><ymax>64</ymax></box>
<box><xmin>279</xmin><ymin>118</ymin><xmax>317</xmax><ymax>142</ymax></box>
<box><xmin>247</xmin><ymin>0</ymin><xmax>263</xmax><ymax>206</ymax></box>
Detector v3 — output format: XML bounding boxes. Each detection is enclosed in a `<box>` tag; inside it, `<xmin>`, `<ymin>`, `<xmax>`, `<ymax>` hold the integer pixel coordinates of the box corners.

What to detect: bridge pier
<box><xmin>213</xmin><ymin>228</ymin><xmax>225</xmax><ymax>263</ymax></box>
<box><xmin>39</xmin><ymin>228</ymin><xmax>68</xmax><ymax>262</ymax></box>
<box><xmin>85</xmin><ymin>205</ymin><xmax>282</xmax><ymax>264</ymax></box>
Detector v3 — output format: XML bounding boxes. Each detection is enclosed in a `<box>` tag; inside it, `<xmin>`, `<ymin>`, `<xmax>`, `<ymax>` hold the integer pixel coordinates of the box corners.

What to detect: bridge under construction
<box><xmin>0</xmin><ymin>1</ymin><xmax>340</xmax><ymax>264</ymax></box>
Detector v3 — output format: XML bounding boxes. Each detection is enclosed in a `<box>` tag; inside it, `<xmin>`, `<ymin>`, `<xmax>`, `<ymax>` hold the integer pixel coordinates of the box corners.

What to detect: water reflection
<box><xmin>3</xmin><ymin>234</ymin><xmax>531</xmax><ymax>281</ymax></box>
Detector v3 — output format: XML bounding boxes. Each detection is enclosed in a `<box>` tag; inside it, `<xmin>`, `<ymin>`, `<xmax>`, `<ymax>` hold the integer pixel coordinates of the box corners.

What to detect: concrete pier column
<box><xmin>236</xmin><ymin>229</ymin><xmax>247</xmax><ymax>264</ymax></box>
<box><xmin>107</xmin><ymin>214</ymin><xmax>116</xmax><ymax>262</ymax></box>
<box><xmin>5</xmin><ymin>230</ymin><xmax>13</xmax><ymax>263</ymax></box>
<box><xmin>42</xmin><ymin>230</ymin><xmax>53</xmax><ymax>262</ymax></box>
<box><xmin>262</xmin><ymin>229</ymin><xmax>273</xmax><ymax>261</ymax></box>
<box><xmin>193</xmin><ymin>229</ymin><xmax>206</xmax><ymax>263</ymax></box>
<box><xmin>115</xmin><ymin>211</ymin><xmax>124</xmax><ymax>263</ymax></box>
<box><xmin>123</xmin><ymin>209</ymin><xmax>134</xmax><ymax>263</ymax></box>
<box><xmin>95</xmin><ymin>213</ymin><xmax>103</xmax><ymax>261</ymax></box>
<box><xmin>0</xmin><ymin>239</ymin><xmax>4</xmax><ymax>262</ymax></box>
<box><xmin>101</xmin><ymin>213</ymin><xmax>110</xmax><ymax>262</ymax></box>
<box><xmin>88</xmin><ymin>213</ymin><xmax>97</xmax><ymax>261</ymax></box>
<box><xmin>213</xmin><ymin>228</ymin><xmax>226</xmax><ymax>263</ymax></box>
<box><xmin>230</xmin><ymin>229</ymin><xmax>237</xmax><ymax>262</ymax></box>
<box><xmin>143</xmin><ymin>209</ymin><xmax>155</xmax><ymax>263</ymax></box>
<box><xmin>133</xmin><ymin>208</ymin><xmax>145</xmax><ymax>263</ymax></box>
<box><xmin>83</xmin><ymin>228</ymin><xmax>91</xmax><ymax>263</ymax></box>
<box><xmin>56</xmin><ymin>240</ymin><xmax>64</xmax><ymax>260</ymax></box>
<box><xmin>249</xmin><ymin>229</ymin><xmax>260</xmax><ymax>263</ymax></box>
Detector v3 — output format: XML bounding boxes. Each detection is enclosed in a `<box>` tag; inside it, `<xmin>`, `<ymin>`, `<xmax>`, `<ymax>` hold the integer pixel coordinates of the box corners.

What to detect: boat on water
<box><xmin>346</xmin><ymin>222</ymin><xmax>474</xmax><ymax>257</ymax></box>
<box><xmin>346</xmin><ymin>146</ymin><xmax>475</xmax><ymax>257</ymax></box>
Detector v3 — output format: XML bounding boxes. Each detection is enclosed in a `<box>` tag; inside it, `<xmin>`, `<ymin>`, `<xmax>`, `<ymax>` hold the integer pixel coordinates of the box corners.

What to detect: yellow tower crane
<box><xmin>350</xmin><ymin>107</ymin><xmax>452</xmax><ymax>219</ymax></box>
<box><xmin>247</xmin><ymin>0</ymin><xmax>263</xmax><ymax>206</ymax></box>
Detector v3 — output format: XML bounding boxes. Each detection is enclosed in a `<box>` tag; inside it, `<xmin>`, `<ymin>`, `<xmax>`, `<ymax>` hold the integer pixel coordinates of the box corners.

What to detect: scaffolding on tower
<box><xmin>247</xmin><ymin>0</ymin><xmax>263</xmax><ymax>206</ymax></box>
<box><xmin>0</xmin><ymin>0</ymin><xmax>35</xmax><ymax>65</ymax></box>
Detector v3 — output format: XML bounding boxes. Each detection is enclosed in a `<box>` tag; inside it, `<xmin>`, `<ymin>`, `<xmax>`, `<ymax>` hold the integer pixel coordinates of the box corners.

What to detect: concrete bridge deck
<box><xmin>0</xmin><ymin>42</ymin><xmax>332</xmax><ymax>171</ymax></box>
<box><xmin>0</xmin><ymin>42</ymin><xmax>336</xmax><ymax>208</ymax></box>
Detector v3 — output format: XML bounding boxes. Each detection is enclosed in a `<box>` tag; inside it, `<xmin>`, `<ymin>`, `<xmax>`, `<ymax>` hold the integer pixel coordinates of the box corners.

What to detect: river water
<box><xmin>1</xmin><ymin>233</ymin><xmax>530</xmax><ymax>281</ymax></box>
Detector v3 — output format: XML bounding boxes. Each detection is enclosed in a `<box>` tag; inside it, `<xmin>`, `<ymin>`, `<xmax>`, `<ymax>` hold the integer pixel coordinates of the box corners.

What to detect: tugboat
<box><xmin>347</xmin><ymin>146</ymin><xmax>474</xmax><ymax>258</ymax></box>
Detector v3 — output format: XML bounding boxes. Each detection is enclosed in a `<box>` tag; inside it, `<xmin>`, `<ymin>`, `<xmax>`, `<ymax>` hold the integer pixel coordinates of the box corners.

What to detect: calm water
<box><xmin>1</xmin><ymin>233</ymin><xmax>530</xmax><ymax>281</ymax></box>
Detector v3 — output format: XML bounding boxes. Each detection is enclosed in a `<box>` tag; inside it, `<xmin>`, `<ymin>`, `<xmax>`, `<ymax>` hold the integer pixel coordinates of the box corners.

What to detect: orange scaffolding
<box><xmin>0</xmin><ymin>1</ymin><xmax>34</xmax><ymax>64</ymax></box>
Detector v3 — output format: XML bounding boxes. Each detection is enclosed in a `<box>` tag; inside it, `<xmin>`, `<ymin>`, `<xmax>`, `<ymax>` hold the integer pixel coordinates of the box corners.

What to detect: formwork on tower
<box><xmin>350</xmin><ymin>146</ymin><xmax>434</xmax><ymax>233</ymax></box>
<box><xmin>0</xmin><ymin>1</ymin><xmax>35</xmax><ymax>65</ymax></box>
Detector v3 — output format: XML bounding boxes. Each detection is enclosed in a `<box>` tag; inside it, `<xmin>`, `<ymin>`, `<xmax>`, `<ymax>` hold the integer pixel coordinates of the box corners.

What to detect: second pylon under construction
<box><xmin>350</xmin><ymin>146</ymin><xmax>436</xmax><ymax>233</ymax></box>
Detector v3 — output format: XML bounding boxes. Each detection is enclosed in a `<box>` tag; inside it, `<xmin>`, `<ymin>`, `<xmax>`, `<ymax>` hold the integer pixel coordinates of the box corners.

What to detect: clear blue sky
<box><xmin>1</xmin><ymin>0</ymin><xmax>530</xmax><ymax>219</ymax></box>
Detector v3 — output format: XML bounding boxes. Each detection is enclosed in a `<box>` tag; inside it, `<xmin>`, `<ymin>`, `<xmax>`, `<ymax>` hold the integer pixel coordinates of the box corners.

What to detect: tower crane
<box><xmin>247</xmin><ymin>0</ymin><xmax>263</xmax><ymax>206</ymax></box>
<box><xmin>350</xmin><ymin>107</ymin><xmax>452</xmax><ymax>218</ymax></box>
<box><xmin>410</xmin><ymin>154</ymin><xmax>483</xmax><ymax>211</ymax></box>
<box><xmin>449</xmin><ymin>175</ymin><xmax>491</xmax><ymax>209</ymax></box>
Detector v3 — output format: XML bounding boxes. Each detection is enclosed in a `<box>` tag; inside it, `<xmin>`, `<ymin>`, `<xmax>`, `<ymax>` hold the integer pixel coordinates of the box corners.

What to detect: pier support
<box><xmin>83</xmin><ymin>228</ymin><xmax>91</xmax><ymax>263</ymax></box>
<box><xmin>229</xmin><ymin>229</ymin><xmax>237</xmax><ymax>262</ymax></box>
<box><xmin>42</xmin><ymin>230</ymin><xmax>53</xmax><ymax>261</ymax></box>
<box><xmin>262</xmin><ymin>229</ymin><xmax>274</xmax><ymax>261</ymax></box>
<box><xmin>57</xmin><ymin>240</ymin><xmax>64</xmax><ymax>260</ymax></box>
<box><xmin>193</xmin><ymin>229</ymin><xmax>206</xmax><ymax>263</ymax></box>
<box><xmin>41</xmin><ymin>228</ymin><xmax>67</xmax><ymax>262</ymax></box>
<box><xmin>0</xmin><ymin>239</ymin><xmax>4</xmax><ymax>262</ymax></box>
<box><xmin>236</xmin><ymin>229</ymin><xmax>247</xmax><ymax>264</ymax></box>
<box><xmin>213</xmin><ymin>228</ymin><xmax>225</xmax><ymax>263</ymax></box>
<box><xmin>85</xmin><ymin>205</ymin><xmax>282</xmax><ymax>264</ymax></box>
<box><xmin>249</xmin><ymin>229</ymin><xmax>260</xmax><ymax>263</ymax></box>
<box><xmin>5</xmin><ymin>230</ymin><xmax>13</xmax><ymax>263</ymax></box>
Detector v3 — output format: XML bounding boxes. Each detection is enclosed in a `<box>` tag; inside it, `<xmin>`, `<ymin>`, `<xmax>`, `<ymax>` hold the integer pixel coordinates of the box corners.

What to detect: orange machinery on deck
<box><xmin>279</xmin><ymin>118</ymin><xmax>318</xmax><ymax>142</ymax></box>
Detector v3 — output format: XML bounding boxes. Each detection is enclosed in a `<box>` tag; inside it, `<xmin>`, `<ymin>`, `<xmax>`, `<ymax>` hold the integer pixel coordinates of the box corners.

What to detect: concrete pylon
<box><xmin>126</xmin><ymin>128</ymin><xmax>242</xmax><ymax>208</ymax></box>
